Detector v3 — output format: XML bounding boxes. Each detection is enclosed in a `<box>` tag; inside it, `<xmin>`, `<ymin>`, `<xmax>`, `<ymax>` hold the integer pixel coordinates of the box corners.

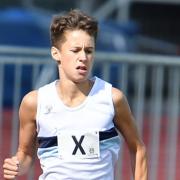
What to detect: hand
<box><xmin>3</xmin><ymin>156</ymin><xmax>19</xmax><ymax>179</ymax></box>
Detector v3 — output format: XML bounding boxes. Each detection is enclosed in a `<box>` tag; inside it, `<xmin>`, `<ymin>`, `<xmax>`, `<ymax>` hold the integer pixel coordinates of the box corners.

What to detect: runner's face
<box><xmin>59</xmin><ymin>30</ymin><xmax>95</xmax><ymax>82</ymax></box>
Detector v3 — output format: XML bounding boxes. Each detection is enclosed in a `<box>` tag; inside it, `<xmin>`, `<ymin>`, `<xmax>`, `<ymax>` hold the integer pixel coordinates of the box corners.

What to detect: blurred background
<box><xmin>0</xmin><ymin>0</ymin><xmax>180</xmax><ymax>179</ymax></box>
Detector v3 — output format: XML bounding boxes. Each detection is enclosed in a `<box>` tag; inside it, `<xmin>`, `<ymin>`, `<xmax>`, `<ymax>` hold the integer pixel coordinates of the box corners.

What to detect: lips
<box><xmin>76</xmin><ymin>65</ymin><xmax>88</xmax><ymax>75</ymax></box>
<box><xmin>76</xmin><ymin>66</ymin><xmax>87</xmax><ymax>70</ymax></box>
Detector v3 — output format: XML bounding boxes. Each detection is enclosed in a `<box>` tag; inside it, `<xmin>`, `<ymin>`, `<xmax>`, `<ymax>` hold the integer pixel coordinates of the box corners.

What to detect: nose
<box><xmin>79</xmin><ymin>50</ymin><xmax>87</xmax><ymax>62</ymax></box>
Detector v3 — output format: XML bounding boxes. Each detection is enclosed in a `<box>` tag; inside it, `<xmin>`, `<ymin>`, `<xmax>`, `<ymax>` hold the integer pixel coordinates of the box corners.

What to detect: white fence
<box><xmin>0</xmin><ymin>45</ymin><xmax>180</xmax><ymax>180</ymax></box>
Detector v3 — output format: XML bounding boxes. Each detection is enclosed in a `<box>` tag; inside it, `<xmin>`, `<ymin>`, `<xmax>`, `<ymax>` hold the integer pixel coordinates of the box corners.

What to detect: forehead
<box><xmin>63</xmin><ymin>30</ymin><xmax>95</xmax><ymax>47</ymax></box>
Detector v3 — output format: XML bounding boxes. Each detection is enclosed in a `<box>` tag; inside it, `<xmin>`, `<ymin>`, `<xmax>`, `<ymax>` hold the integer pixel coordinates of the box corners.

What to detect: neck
<box><xmin>56</xmin><ymin>78</ymin><xmax>93</xmax><ymax>107</ymax></box>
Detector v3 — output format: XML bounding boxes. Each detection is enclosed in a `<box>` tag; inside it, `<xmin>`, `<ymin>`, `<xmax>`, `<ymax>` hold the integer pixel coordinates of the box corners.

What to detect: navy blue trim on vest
<box><xmin>38</xmin><ymin>127</ymin><xmax>118</xmax><ymax>148</ymax></box>
<box><xmin>38</xmin><ymin>136</ymin><xmax>57</xmax><ymax>148</ymax></box>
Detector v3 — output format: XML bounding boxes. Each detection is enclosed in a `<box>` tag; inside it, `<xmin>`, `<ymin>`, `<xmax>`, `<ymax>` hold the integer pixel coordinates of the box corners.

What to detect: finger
<box><xmin>4</xmin><ymin>157</ymin><xmax>19</xmax><ymax>167</ymax></box>
<box><xmin>12</xmin><ymin>156</ymin><xmax>20</xmax><ymax>165</ymax></box>
<box><xmin>4</xmin><ymin>158</ymin><xmax>18</xmax><ymax>166</ymax></box>
<box><xmin>4</xmin><ymin>174</ymin><xmax>16</xmax><ymax>179</ymax></box>
<box><xmin>3</xmin><ymin>157</ymin><xmax>19</xmax><ymax>180</ymax></box>
<box><xmin>3</xmin><ymin>169</ymin><xmax>18</xmax><ymax>176</ymax></box>
<box><xmin>3</xmin><ymin>163</ymin><xmax>19</xmax><ymax>171</ymax></box>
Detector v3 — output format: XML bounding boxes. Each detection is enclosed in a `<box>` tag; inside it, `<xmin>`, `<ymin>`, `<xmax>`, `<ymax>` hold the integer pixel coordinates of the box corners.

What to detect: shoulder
<box><xmin>19</xmin><ymin>90</ymin><xmax>38</xmax><ymax>120</ymax></box>
<box><xmin>21</xmin><ymin>90</ymin><xmax>38</xmax><ymax>107</ymax></box>
<box><xmin>111</xmin><ymin>87</ymin><xmax>131</xmax><ymax>117</ymax></box>
<box><xmin>112</xmin><ymin>87</ymin><xmax>126</xmax><ymax>106</ymax></box>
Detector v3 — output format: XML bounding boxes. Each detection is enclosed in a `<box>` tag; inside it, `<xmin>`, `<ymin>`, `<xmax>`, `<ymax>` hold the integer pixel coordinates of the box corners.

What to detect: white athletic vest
<box><xmin>36</xmin><ymin>76</ymin><xmax>121</xmax><ymax>180</ymax></box>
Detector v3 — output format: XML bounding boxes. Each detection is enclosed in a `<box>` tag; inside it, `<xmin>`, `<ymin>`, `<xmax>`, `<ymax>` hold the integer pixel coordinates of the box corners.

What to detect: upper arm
<box><xmin>17</xmin><ymin>90</ymin><xmax>38</xmax><ymax>156</ymax></box>
<box><xmin>112</xmin><ymin>88</ymin><xmax>143</xmax><ymax>152</ymax></box>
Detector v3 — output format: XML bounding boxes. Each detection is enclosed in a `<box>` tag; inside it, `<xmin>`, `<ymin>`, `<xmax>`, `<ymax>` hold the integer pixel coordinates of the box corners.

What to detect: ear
<box><xmin>51</xmin><ymin>46</ymin><xmax>61</xmax><ymax>63</ymax></box>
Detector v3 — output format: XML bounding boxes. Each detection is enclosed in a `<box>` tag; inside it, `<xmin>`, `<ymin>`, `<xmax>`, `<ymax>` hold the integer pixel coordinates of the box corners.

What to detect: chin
<box><xmin>73</xmin><ymin>76</ymin><xmax>89</xmax><ymax>83</ymax></box>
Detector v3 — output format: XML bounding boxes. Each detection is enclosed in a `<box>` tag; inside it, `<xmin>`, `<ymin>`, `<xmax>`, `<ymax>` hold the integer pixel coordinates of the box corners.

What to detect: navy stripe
<box><xmin>100</xmin><ymin>128</ymin><xmax>118</xmax><ymax>141</ymax></box>
<box><xmin>38</xmin><ymin>136</ymin><xmax>57</xmax><ymax>148</ymax></box>
<box><xmin>38</xmin><ymin>127</ymin><xmax>118</xmax><ymax>148</ymax></box>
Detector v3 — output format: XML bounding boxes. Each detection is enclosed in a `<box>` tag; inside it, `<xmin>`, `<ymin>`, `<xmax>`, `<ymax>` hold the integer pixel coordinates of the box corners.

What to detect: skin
<box><xmin>3</xmin><ymin>29</ymin><xmax>147</xmax><ymax>179</ymax></box>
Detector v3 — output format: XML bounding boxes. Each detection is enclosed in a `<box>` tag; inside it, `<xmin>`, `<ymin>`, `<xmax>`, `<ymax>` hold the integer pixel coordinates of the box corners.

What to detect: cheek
<box><xmin>61</xmin><ymin>55</ymin><xmax>76</xmax><ymax>69</ymax></box>
<box><xmin>61</xmin><ymin>53</ymin><xmax>73</xmax><ymax>63</ymax></box>
<box><xmin>88</xmin><ymin>55</ymin><xmax>94</xmax><ymax>63</ymax></box>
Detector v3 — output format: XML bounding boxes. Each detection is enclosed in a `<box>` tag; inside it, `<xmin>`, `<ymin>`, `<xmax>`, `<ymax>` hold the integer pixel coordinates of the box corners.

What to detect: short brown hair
<box><xmin>50</xmin><ymin>9</ymin><xmax>98</xmax><ymax>48</ymax></box>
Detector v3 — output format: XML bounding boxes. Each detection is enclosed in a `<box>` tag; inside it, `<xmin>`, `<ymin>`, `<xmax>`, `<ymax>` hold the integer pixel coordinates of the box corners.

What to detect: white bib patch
<box><xmin>57</xmin><ymin>130</ymin><xmax>100</xmax><ymax>159</ymax></box>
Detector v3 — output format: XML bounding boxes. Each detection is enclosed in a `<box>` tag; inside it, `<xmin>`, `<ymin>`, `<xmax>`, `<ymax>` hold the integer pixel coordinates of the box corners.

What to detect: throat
<box><xmin>62</xmin><ymin>95</ymin><xmax>87</xmax><ymax>108</ymax></box>
<box><xmin>56</xmin><ymin>79</ymin><xmax>94</xmax><ymax>108</ymax></box>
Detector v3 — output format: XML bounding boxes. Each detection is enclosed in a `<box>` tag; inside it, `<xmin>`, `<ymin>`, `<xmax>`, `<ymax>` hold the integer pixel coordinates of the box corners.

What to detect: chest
<box><xmin>37</xmin><ymin>100</ymin><xmax>114</xmax><ymax>136</ymax></box>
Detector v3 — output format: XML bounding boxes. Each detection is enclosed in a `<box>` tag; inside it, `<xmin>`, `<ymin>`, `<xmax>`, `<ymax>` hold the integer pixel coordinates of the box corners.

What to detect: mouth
<box><xmin>76</xmin><ymin>65</ymin><xmax>88</xmax><ymax>75</ymax></box>
<box><xmin>76</xmin><ymin>66</ymin><xmax>87</xmax><ymax>71</ymax></box>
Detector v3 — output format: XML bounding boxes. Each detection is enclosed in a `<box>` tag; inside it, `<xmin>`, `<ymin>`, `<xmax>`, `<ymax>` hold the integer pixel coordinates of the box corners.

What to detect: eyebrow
<box><xmin>71</xmin><ymin>46</ymin><xmax>94</xmax><ymax>49</ymax></box>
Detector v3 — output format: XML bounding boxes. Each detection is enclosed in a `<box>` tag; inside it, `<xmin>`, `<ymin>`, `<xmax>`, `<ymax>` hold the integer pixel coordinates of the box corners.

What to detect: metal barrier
<box><xmin>0</xmin><ymin>45</ymin><xmax>180</xmax><ymax>180</ymax></box>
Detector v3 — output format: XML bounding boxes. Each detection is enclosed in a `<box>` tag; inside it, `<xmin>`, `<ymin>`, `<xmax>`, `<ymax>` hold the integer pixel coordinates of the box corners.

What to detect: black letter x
<box><xmin>72</xmin><ymin>135</ymin><xmax>86</xmax><ymax>155</ymax></box>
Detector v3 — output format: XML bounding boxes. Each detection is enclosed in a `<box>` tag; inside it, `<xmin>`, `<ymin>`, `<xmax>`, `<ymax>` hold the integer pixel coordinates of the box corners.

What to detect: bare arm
<box><xmin>3</xmin><ymin>90</ymin><xmax>38</xmax><ymax>179</ymax></box>
<box><xmin>112</xmin><ymin>87</ymin><xmax>148</xmax><ymax>180</ymax></box>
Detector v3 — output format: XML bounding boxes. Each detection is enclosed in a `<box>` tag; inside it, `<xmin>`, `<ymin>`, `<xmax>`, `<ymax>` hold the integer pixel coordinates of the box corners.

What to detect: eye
<box><xmin>85</xmin><ymin>49</ymin><xmax>93</xmax><ymax>54</ymax></box>
<box><xmin>71</xmin><ymin>49</ymin><xmax>79</xmax><ymax>53</ymax></box>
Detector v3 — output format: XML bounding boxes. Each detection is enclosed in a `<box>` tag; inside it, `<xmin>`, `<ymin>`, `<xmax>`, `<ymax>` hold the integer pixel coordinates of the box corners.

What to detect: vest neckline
<box><xmin>53</xmin><ymin>76</ymin><xmax>98</xmax><ymax>111</ymax></box>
